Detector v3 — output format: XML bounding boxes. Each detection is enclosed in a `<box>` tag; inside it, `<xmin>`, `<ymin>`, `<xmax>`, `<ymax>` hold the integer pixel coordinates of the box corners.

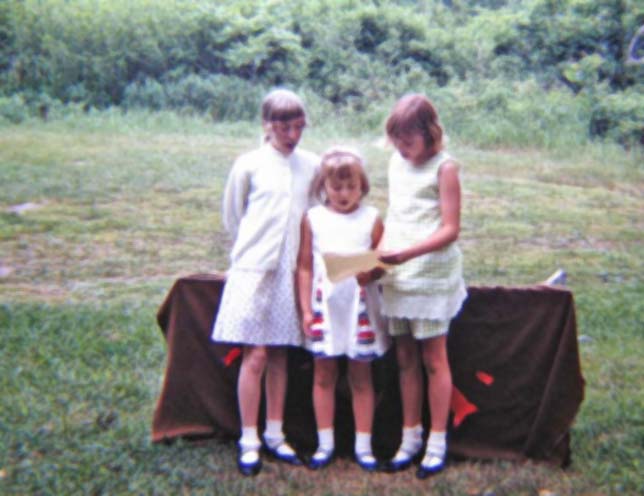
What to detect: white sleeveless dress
<box><xmin>304</xmin><ymin>204</ymin><xmax>390</xmax><ymax>360</ymax></box>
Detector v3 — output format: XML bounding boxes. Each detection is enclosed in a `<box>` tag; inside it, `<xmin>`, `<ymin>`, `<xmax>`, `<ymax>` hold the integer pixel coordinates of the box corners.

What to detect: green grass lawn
<box><xmin>1</xmin><ymin>111</ymin><xmax>642</xmax><ymax>495</ymax></box>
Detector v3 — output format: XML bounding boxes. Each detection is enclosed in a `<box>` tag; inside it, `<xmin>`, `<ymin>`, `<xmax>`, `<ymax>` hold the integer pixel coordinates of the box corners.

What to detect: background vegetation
<box><xmin>1</xmin><ymin>0</ymin><xmax>643</xmax><ymax>147</ymax></box>
<box><xmin>1</xmin><ymin>112</ymin><xmax>642</xmax><ymax>495</ymax></box>
<box><xmin>1</xmin><ymin>0</ymin><xmax>643</xmax><ymax>494</ymax></box>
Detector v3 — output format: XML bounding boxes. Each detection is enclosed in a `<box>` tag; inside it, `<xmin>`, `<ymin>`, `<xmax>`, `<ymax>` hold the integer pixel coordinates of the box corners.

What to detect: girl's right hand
<box><xmin>301</xmin><ymin>310</ymin><xmax>314</xmax><ymax>337</ymax></box>
<box><xmin>379</xmin><ymin>250</ymin><xmax>410</xmax><ymax>265</ymax></box>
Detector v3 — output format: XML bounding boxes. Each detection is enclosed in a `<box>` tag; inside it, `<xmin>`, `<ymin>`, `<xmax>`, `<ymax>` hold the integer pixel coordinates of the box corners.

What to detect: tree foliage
<box><xmin>1</xmin><ymin>0</ymin><xmax>642</xmax><ymax>146</ymax></box>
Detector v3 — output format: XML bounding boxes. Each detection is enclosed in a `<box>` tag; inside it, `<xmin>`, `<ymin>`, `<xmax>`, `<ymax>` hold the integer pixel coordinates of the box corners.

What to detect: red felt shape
<box><xmin>476</xmin><ymin>370</ymin><xmax>495</xmax><ymax>386</ymax></box>
<box><xmin>451</xmin><ymin>386</ymin><xmax>479</xmax><ymax>428</ymax></box>
<box><xmin>223</xmin><ymin>347</ymin><xmax>241</xmax><ymax>367</ymax></box>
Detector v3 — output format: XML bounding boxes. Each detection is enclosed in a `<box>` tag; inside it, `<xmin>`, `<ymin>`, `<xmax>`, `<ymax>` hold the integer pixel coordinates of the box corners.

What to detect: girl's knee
<box><xmin>242</xmin><ymin>346</ymin><xmax>268</xmax><ymax>375</ymax></box>
<box><xmin>314</xmin><ymin>359</ymin><xmax>338</xmax><ymax>388</ymax></box>
<box><xmin>347</xmin><ymin>361</ymin><xmax>373</xmax><ymax>392</ymax></box>
<box><xmin>421</xmin><ymin>341</ymin><xmax>449</xmax><ymax>375</ymax></box>
<box><xmin>396</xmin><ymin>337</ymin><xmax>420</xmax><ymax>371</ymax></box>
<box><xmin>267</xmin><ymin>346</ymin><xmax>287</xmax><ymax>361</ymax></box>
<box><xmin>266</xmin><ymin>347</ymin><xmax>287</xmax><ymax>372</ymax></box>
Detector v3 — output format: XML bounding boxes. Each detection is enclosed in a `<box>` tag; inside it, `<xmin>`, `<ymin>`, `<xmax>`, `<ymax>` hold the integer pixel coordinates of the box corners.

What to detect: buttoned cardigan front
<box><xmin>222</xmin><ymin>144</ymin><xmax>319</xmax><ymax>271</ymax></box>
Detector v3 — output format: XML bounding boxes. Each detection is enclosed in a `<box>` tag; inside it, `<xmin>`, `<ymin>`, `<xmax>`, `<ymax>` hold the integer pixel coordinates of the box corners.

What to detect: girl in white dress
<box><xmin>379</xmin><ymin>94</ymin><xmax>467</xmax><ymax>478</ymax></box>
<box><xmin>296</xmin><ymin>147</ymin><xmax>389</xmax><ymax>472</ymax></box>
<box><xmin>212</xmin><ymin>89</ymin><xmax>319</xmax><ymax>476</ymax></box>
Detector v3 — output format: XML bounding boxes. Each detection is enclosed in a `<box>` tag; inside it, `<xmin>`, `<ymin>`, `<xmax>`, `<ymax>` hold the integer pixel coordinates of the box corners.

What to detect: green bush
<box><xmin>0</xmin><ymin>93</ymin><xmax>28</xmax><ymax>123</ymax></box>
<box><xmin>123</xmin><ymin>79</ymin><xmax>167</xmax><ymax>112</ymax></box>
<box><xmin>0</xmin><ymin>91</ymin><xmax>64</xmax><ymax>123</ymax></box>
<box><xmin>590</xmin><ymin>86</ymin><xmax>644</xmax><ymax>147</ymax></box>
<box><xmin>123</xmin><ymin>74</ymin><xmax>264</xmax><ymax>120</ymax></box>
<box><xmin>1</xmin><ymin>0</ymin><xmax>642</xmax><ymax>148</ymax></box>
<box><xmin>433</xmin><ymin>78</ymin><xmax>592</xmax><ymax>149</ymax></box>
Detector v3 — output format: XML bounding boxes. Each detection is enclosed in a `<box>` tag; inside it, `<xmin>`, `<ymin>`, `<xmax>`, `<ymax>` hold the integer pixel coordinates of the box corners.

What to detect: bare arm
<box><xmin>296</xmin><ymin>214</ymin><xmax>314</xmax><ymax>336</ymax></box>
<box><xmin>379</xmin><ymin>160</ymin><xmax>461</xmax><ymax>265</ymax></box>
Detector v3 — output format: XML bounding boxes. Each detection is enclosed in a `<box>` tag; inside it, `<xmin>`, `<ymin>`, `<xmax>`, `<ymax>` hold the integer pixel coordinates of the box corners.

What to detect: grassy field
<box><xmin>1</xmin><ymin>110</ymin><xmax>642</xmax><ymax>495</ymax></box>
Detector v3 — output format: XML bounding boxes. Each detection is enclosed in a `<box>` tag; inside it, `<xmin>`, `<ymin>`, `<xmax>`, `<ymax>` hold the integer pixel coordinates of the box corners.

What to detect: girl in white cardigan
<box><xmin>212</xmin><ymin>89</ymin><xmax>319</xmax><ymax>476</ymax></box>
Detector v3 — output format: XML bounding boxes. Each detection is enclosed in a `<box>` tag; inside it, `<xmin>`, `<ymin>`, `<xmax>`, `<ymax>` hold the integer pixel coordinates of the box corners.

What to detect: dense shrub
<box><xmin>124</xmin><ymin>74</ymin><xmax>264</xmax><ymax>120</ymax></box>
<box><xmin>590</xmin><ymin>85</ymin><xmax>644</xmax><ymax>147</ymax></box>
<box><xmin>0</xmin><ymin>93</ymin><xmax>28</xmax><ymax>123</ymax></box>
<box><xmin>0</xmin><ymin>0</ymin><xmax>642</xmax><ymax>147</ymax></box>
<box><xmin>426</xmin><ymin>78</ymin><xmax>593</xmax><ymax>149</ymax></box>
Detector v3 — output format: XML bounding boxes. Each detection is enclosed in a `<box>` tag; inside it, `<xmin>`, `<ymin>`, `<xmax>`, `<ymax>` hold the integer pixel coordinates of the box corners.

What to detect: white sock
<box><xmin>317</xmin><ymin>427</ymin><xmax>334</xmax><ymax>453</ymax></box>
<box><xmin>393</xmin><ymin>424</ymin><xmax>423</xmax><ymax>462</ymax></box>
<box><xmin>355</xmin><ymin>431</ymin><xmax>372</xmax><ymax>456</ymax></box>
<box><xmin>263</xmin><ymin>419</ymin><xmax>284</xmax><ymax>447</ymax></box>
<box><xmin>425</xmin><ymin>431</ymin><xmax>447</xmax><ymax>461</ymax></box>
<box><xmin>239</xmin><ymin>426</ymin><xmax>261</xmax><ymax>463</ymax></box>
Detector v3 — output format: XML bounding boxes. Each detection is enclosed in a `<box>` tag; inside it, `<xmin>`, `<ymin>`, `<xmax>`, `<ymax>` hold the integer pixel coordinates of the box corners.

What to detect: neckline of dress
<box><xmin>264</xmin><ymin>143</ymin><xmax>295</xmax><ymax>161</ymax></box>
<box><xmin>402</xmin><ymin>150</ymin><xmax>447</xmax><ymax>171</ymax></box>
<box><xmin>322</xmin><ymin>204</ymin><xmax>365</xmax><ymax>217</ymax></box>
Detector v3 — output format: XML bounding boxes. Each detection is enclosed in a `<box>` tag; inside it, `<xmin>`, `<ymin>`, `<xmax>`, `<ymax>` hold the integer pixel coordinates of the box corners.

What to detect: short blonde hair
<box><xmin>312</xmin><ymin>147</ymin><xmax>370</xmax><ymax>204</ymax></box>
<box><xmin>261</xmin><ymin>88</ymin><xmax>307</xmax><ymax>123</ymax></box>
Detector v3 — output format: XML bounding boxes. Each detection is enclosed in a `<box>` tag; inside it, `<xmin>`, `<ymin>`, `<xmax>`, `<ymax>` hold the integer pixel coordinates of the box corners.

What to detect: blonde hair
<box><xmin>312</xmin><ymin>147</ymin><xmax>370</xmax><ymax>204</ymax></box>
<box><xmin>386</xmin><ymin>93</ymin><xmax>444</xmax><ymax>157</ymax></box>
<box><xmin>261</xmin><ymin>88</ymin><xmax>307</xmax><ymax>123</ymax></box>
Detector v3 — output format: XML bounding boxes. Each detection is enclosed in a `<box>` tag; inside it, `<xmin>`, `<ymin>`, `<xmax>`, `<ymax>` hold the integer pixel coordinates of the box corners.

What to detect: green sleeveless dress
<box><xmin>380</xmin><ymin>150</ymin><xmax>467</xmax><ymax>321</ymax></box>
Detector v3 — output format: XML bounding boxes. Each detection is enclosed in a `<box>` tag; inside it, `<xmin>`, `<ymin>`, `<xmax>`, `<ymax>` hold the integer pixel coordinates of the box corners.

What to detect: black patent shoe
<box><xmin>307</xmin><ymin>448</ymin><xmax>334</xmax><ymax>470</ymax></box>
<box><xmin>237</xmin><ymin>450</ymin><xmax>262</xmax><ymax>476</ymax></box>
<box><xmin>264</xmin><ymin>441</ymin><xmax>303</xmax><ymax>466</ymax></box>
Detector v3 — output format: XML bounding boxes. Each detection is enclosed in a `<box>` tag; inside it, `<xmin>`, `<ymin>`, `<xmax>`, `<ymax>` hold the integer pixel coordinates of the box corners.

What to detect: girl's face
<box><xmin>324</xmin><ymin>168</ymin><xmax>362</xmax><ymax>214</ymax></box>
<box><xmin>265</xmin><ymin>116</ymin><xmax>306</xmax><ymax>155</ymax></box>
<box><xmin>390</xmin><ymin>132</ymin><xmax>432</xmax><ymax>166</ymax></box>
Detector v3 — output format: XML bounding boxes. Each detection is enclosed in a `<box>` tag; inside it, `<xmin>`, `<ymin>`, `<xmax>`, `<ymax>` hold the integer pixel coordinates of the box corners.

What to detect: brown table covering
<box><xmin>152</xmin><ymin>273</ymin><xmax>584</xmax><ymax>467</ymax></box>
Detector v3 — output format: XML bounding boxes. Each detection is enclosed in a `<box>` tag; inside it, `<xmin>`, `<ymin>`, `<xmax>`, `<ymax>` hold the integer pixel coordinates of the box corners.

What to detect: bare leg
<box><xmin>238</xmin><ymin>345</ymin><xmax>268</xmax><ymax>428</ymax></box>
<box><xmin>313</xmin><ymin>357</ymin><xmax>338</xmax><ymax>430</ymax></box>
<box><xmin>265</xmin><ymin>346</ymin><xmax>288</xmax><ymax>421</ymax></box>
<box><xmin>347</xmin><ymin>359</ymin><xmax>374</xmax><ymax>433</ymax></box>
<box><xmin>421</xmin><ymin>335</ymin><xmax>452</xmax><ymax>432</ymax></box>
<box><xmin>237</xmin><ymin>345</ymin><xmax>267</xmax><ymax>475</ymax></box>
<box><xmin>386</xmin><ymin>335</ymin><xmax>424</xmax><ymax>470</ymax></box>
<box><xmin>348</xmin><ymin>359</ymin><xmax>378</xmax><ymax>470</ymax></box>
<box><xmin>262</xmin><ymin>347</ymin><xmax>301</xmax><ymax>463</ymax></box>
<box><xmin>416</xmin><ymin>335</ymin><xmax>451</xmax><ymax>478</ymax></box>
<box><xmin>396</xmin><ymin>335</ymin><xmax>423</xmax><ymax>428</ymax></box>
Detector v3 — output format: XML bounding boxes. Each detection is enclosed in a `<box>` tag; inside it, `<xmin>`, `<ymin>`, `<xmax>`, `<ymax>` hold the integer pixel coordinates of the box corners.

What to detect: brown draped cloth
<box><xmin>152</xmin><ymin>273</ymin><xmax>584</xmax><ymax>467</ymax></box>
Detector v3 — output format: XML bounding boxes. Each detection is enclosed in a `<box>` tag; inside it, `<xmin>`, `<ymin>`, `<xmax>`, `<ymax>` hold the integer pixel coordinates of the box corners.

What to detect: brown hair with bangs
<box><xmin>261</xmin><ymin>88</ymin><xmax>307</xmax><ymax>123</ymax></box>
<box><xmin>312</xmin><ymin>147</ymin><xmax>370</xmax><ymax>205</ymax></box>
<box><xmin>386</xmin><ymin>93</ymin><xmax>443</xmax><ymax>157</ymax></box>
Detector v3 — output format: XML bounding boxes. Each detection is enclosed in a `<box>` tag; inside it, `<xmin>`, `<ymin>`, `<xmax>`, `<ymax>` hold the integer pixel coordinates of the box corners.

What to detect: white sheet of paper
<box><xmin>322</xmin><ymin>251</ymin><xmax>389</xmax><ymax>283</ymax></box>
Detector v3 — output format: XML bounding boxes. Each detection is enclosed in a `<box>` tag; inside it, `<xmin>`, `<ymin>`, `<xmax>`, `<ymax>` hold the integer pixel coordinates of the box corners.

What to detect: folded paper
<box><xmin>322</xmin><ymin>250</ymin><xmax>390</xmax><ymax>283</ymax></box>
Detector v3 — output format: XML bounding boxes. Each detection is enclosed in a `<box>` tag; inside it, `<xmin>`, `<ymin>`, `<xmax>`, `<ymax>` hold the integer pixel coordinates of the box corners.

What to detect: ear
<box><xmin>262</xmin><ymin>121</ymin><xmax>274</xmax><ymax>138</ymax></box>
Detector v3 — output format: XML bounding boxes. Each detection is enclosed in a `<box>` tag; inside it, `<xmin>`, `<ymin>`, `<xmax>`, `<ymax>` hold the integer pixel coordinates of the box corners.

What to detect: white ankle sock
<box><xmin>264</xmin><ymin>419</ymin><xmax>287</xmax><ymax>450</ymax></box>
<box><xmin>425</xmin><ymin>431</ymin><xmax>447</xmax><ymax>459</ymax></box>
<box><xmin>239</xmin><ymin>426</ymin><xmax>261</xmax><ymax>452</ymax></box>
<box><xmin>317</xmin><ymin>427</ymin><xmax>334</xmax><ymax>452</ymax></box>
<box><xmin>393</xmin><ymin>424</ymin><xmax>423</xmax><ymax>461</ymax></box>
<box><xmin>355</xmin><ymin>431</ymin><xmax>372</xmax><ymax>456</ymax></box>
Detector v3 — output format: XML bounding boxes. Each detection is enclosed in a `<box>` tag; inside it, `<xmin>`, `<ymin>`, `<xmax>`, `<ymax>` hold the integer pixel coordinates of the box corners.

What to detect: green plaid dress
<box><xmin>380</xmin><ymin>151</ymin><xmax>467</xmax><ymax>322</ymax></box>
